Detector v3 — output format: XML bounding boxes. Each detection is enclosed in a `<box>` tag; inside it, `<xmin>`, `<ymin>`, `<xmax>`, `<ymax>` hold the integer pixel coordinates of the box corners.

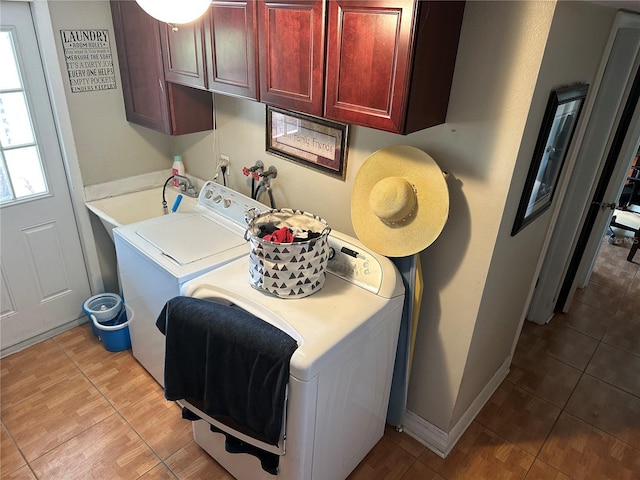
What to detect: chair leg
<box><xmin>628</xmin><ymin>229</ymin><xmax>640</xmax><ymax>262</ymax></box>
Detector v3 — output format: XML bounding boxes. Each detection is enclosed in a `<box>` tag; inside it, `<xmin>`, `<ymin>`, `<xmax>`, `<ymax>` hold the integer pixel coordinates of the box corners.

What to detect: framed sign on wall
<box><xmin>266</xmin><ymin>106</ymin><xmax>349</xmax><ymax>180</ymax></box>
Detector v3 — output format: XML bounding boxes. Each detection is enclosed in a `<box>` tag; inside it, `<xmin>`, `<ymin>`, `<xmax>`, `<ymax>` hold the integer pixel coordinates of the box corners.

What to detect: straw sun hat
<box><xmin>351</xmin><ymin>145</ymin><xmax>449</xmax><ymax>257</ymax></box>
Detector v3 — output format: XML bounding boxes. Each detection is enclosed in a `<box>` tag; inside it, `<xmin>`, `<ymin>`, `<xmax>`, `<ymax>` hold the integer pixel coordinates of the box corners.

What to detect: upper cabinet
<box><xmin>110</xmin><ymin>1</ymin><xmax>213</xmax><ymax>135</ymax></box>
<box><xmin>160</xmin><ymin>19</ymin><xmax>208</xmax><ymax>89</ymax></box>
<box><xmin>111</xmin><ymin>0</ymin><xmax>464</xmax><ymax>135</ymax></box>
<box><xmin>205</xmin><ymin>0</ymin><xmax>259</xmax><ymax>100</ymax></box>
<box><xmin>325</xmin><ymin>0</ymin><xmax>465</xmax><ymax>134</ymax></box>
<box><xmin>256</xmin><ymin>0</ymin><xmax>325</xmax><ymax>116</ymax></box>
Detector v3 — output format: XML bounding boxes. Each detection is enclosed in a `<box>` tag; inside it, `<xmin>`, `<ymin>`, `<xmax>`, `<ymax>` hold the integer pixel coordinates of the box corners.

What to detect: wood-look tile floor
<box><xmin>1</xmin><ymin>238</ymin><xmax>639</xmax><ymax>479</ymax></box>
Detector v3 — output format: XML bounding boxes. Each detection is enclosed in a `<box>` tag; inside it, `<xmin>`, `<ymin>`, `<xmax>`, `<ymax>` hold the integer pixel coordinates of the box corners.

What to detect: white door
<box><xmin>1</xmin><ymin>1</ymin><xmax>91</xmax><ymax>353</ymax></box>
<box><xmin>571</xmin><ymin>66</ymin><xmax>640</xmax><ymax>292</ymax></box>
<box><xmin>527</xmin><ymin>12</ymin><xmax>640</xmax><ymax>324</ymax></box>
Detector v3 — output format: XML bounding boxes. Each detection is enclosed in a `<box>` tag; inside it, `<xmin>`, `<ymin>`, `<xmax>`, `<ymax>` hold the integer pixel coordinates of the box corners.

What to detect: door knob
<box><xmin>592</xmin><ymin>201</ymin><xmax>617</xmax><ymax>211</ymax></box>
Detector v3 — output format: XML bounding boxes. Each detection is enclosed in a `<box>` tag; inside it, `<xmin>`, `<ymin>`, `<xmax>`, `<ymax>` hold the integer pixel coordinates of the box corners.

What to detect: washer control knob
<box><xmin>212</xmin><ymin>194</ymin><xmax>222</xmax><ymax>204</ymax></box>
<box><xmin>204</xmin><ymin>190</ymin><xmax>213</xmax><ymax>199</ymax></box>
<box><xmin>223</xmin><ymin>198</ymin><xmax>232</xmax><ymax>208</ymax></box>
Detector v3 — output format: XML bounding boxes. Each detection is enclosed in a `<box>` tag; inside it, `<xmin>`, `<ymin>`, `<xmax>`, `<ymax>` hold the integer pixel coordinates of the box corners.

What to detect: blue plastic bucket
<box><xmin>82</xmin><ymin>293</ymin><xmax>124</xmax><ymax>337</ymax></box>
<box><xmin>91</xmin><ymin>305</ymin><xmax>133</xmax><ymax>352</ymax></box>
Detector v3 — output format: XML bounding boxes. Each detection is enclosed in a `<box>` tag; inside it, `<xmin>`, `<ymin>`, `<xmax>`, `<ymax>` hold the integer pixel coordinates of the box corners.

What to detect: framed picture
<box><xmin>511</xmin><ymin>84</ymin><xmax>589</xmax><ymax>235</ymax></box>
<box><xmin>266</xmin><ymin>106</ymin><xmax>349</xmax><ymax>180</ymax></box>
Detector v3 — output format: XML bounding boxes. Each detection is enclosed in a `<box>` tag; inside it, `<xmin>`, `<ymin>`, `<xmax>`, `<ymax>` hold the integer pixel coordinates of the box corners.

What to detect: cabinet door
<box><xmin>111</xmin><ymin>0</ymin><xmax>172</xmax><ymax>134</ymax></box>
<box><xmin>257</xmin><ymin>0</ymin><xmax>325</xmax><ymax>116</ymax></box>
<box><xmin>324</xmin><ymin>0</ymin><xmax>416</xmax><ymax>133</ymax></box>
<box><xmin>111</xmin><ymin>1</ymin><xmax>213</xmax><ymax>135</ymax></box>
<box><xmin>161</xmin><ymin>19</ymin><xmax>207</xmax><ymax>89</ymax></box>
<box><xmin>205</xmin><ymin>1</ymin><xmax>259</xmax><ymax>99</ymax></box>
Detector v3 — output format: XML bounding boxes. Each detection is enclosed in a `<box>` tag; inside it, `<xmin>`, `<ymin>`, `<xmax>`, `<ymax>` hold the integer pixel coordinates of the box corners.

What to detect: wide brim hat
<box><xmin>351</xmin><ymin>145</ymin><xmax>449</xmax><ymax>257</ymax></box>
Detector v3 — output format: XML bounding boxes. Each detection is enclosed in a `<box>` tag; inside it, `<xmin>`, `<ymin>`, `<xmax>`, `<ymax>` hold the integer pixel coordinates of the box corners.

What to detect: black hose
<box><xmin>267</xmin><ymin>185</ymin><xmax>276</xmax><ymax>209</ymax></box>
<box><xmin>253</xmin><ymin>184</ymin><xmax>263</xmax><ymax>202</ymax></box>
<box><xmin>162</xmin><ymin>175</ymin><xmax>173</xmax><ymax>213</ymax></box>
<box><xmin>255</xmin><ymin>184</ymin><xmax>276</xmax><ymax>208</ymax></box>
<box><xmin>221</xmin><ymin>165</ymin><xmax>227</xmax><ymax>187</ymax></box>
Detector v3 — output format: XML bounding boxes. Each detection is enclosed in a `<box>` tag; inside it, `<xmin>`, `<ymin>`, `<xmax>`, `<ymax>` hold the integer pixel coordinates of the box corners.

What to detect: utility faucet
<box><xmin>172</xmin><ymin>174</ymin><xmax>199</xmax><ymax>198</ymax></box>
<box><xmin>162</xmin><ymin>174</ymin><xmax>199</xmax><ymax>215</ymax></box>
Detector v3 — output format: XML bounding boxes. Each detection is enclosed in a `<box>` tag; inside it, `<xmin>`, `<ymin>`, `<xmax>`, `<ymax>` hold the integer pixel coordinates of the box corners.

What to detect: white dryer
<box><xmin>178</xmin><ymin>230</ymin><xmax>405</xmax><ymax>480</ymax></box>
<box><xmin>114</xmin><ymin>181</ymin><xmax>265</xmax><ymax>385</ymax></box>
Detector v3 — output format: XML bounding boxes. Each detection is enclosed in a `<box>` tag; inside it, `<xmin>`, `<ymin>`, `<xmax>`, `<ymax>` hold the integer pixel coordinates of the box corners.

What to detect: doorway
<box><xmin>527</xmin><ymin>12</ymin><xmax>640</xmax><ymax>325</ymax></box>
<box><xmin>558</xmin><ymin>70</ymin><xmax>640</xmax><ymax>310</ymax></box>
<box><xmin>0</xmin><ymin>1</ymin><xmax>92</xmax><ymax>355</ymax></box>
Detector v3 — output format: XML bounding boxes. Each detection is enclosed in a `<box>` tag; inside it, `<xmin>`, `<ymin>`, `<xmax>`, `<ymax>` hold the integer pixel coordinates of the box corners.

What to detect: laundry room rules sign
<box><xmin>60</xmin><ymin>29</ymin><xmax>116</xmax><ymax>93</ymax></box>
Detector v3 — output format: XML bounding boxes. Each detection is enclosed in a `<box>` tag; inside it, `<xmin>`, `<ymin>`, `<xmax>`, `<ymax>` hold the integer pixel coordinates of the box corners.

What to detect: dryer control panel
<box><xmin>326</xmin><ymin>235</ymin><xmax>383</xmax><ymax>295</ymax></box>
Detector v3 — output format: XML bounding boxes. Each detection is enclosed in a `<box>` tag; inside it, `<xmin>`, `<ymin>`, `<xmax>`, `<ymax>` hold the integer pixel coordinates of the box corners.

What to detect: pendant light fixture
<box><xmin>135</xmin><ymin>0</ymin><xmax>210</xmax><ymax>26</ymax></box>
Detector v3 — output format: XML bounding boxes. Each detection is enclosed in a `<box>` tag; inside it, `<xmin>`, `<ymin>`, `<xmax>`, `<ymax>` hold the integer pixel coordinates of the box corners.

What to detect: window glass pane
<box><xmin>0</xmin><ymin>29</ymin><xmax>48</xmax><ymax>206</ymax></box>
<box><xmin>0</xmin><ymin>159</ymin><xmax>13</xmax><ymax>202</ymax></box>
<box><xmin>0</xmin><ymin>92</ymin><xmax>34</xmax><ymax>147</ymax></box>
<box><xmin>0</xmin><ymin>32</ymin><xmax>21</xmax><ymax>90</ymax></box>
<box><xmin>4</xmin><ymin>146</ymin><xmax>46</xmax><ymax>198</ymax></box>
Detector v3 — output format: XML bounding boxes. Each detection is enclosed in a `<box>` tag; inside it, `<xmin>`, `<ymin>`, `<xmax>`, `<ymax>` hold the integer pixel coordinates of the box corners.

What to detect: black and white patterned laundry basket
<box><xmin>244</xmin><ymin>209</ymin><xmax>331</xmax><ymax>299</ymax></box>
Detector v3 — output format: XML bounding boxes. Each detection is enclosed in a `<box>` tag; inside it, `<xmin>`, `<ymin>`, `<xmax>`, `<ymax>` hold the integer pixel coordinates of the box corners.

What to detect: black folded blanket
<box><xmin>156</xmin><ymin>296</ymin><xmax>298</xmax><ymax>445</ymax></box>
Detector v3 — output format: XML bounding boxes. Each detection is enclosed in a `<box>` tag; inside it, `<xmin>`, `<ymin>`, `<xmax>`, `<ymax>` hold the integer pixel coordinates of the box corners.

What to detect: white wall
<box><xmin>181</xmin><ymin>94</ymin><xmax>430</xmax><ymax>236</ymax></box>
<box><xmin>405</xmin><ymin>0</ymin><xmax>559</xmax><ymax>430</ymax></box>
<box><xmin>183</xmin><ymin>1</ymin><xmax>558</xmax><ymax>433</ymax></box>
<box><xmin>45</xmin><ymin>0</ymin><xmax>619</xmax><ymax>448</ymax></box>
<box><xmin>48</xmin><ymin>0</ymin><xmax>174</xmax><ymax>186</ymax></box>
<box><xmin>449</xmin><ymin>0</ymin><xmax>615</xmax><ymax>429</ymax></box>
<box><xmin>47</xmin><ymin>0</ymin><xmax>180</xmax><ymax>291</ymax></box>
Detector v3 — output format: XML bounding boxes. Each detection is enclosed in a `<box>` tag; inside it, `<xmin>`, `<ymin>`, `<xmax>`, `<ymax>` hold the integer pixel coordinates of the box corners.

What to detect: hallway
<box><xmin>1</xmin><ymin>237</ymin><xmax>639</xmax><ymax>479</ymax></box>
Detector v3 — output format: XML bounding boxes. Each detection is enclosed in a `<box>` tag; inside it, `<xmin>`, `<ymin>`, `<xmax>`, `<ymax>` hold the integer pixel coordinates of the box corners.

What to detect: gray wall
<box><xmin>46</xmin><ymin>0</ymin><xmax>617</xmax><ymax>439</ymax></box>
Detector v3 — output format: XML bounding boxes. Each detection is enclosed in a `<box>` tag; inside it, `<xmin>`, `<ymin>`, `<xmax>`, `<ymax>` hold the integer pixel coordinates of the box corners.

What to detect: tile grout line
<box><xmin>509</xmin><ymin>240</ymin><xmax>637</xmax><ymax>479</ymax></box>
<box><xmin>3</xmin><ymin>237</ymin><xmax>636</xmax><ymax>480</ymax></box>
<box><xmin>3</xmin><ymin>339</ymin><xmax>113</xmax><ymax>473</ymax></box>
<box><xmin>1</xmin><ymin>421</ymin><xmax>38</xmax><ymax>479</ymax></box>
<box><xmin>529</xmin><ymin>240</ymin><xmax>640</xmax><ymax>476</ymax></box>
<box><xmin>52</xmin><ymin>333</ymin><xmax>170</xmax><ymax>476</ymax></box>
<box><xmin>567</xmin><ymin>371</ymin><xmax>640</xmax><ymax>452</ymax></box>
<box><xmin>53</xmin><ymin>329</ymin><xmax>195</xmax><ymax>479</ymax></box>
<box><xmin>524</xmin><ymin>307</ymin><xmax>599</xmax><ymax>479</ymax></box>
<box><xmin>52</xmin><ymin>334</ymin><xmax>122</xmax><ymax>413</ymax></box>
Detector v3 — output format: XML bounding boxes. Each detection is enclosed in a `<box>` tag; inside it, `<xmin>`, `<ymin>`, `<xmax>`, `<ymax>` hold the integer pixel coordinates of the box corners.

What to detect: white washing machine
<box><xmin>114</xmin><ymin>181</ymin><xmax>266</xmax><ymax>385</ymax></box>
<box><xmin>178</xmin><ymin>230</ymin><xmax>405</xmax><ymax>480</ymax></box>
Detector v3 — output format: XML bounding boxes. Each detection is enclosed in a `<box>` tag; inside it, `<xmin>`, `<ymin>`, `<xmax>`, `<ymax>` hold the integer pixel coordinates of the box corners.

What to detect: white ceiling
<box><xmin>590</xmin><ymin>1</ymin><xmax>640</xmax><ymax>13</ymax></box>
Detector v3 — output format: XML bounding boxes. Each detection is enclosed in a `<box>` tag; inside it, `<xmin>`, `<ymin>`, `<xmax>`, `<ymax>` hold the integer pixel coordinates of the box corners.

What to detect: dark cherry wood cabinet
<box><xmin>256</xmin><ymin>0</ymin><xmax>326</xmax><ymax>116</ymax></box>
<box><xmin>110</xmin><ymin>1</ymin><xmax>213</xmax><ymax>135</ymax></box>
<box><xmin>205</xmin><ymin>0</ymin><xmax>259</xmax><ymax>100</ymax></box>
<box><xmin>111</xmin><ymin>0</ymin><xmax>463</xmax><ymax>135</ymax></box>
<box><xmin>160</xmin><ymin>19</ymin><xmax>207</xmax><ymax>89</ymax></box>
<box><xmin>324</xmin><ymin>0</ymin><xmax>465</xmax><ymax>134</ymax></box>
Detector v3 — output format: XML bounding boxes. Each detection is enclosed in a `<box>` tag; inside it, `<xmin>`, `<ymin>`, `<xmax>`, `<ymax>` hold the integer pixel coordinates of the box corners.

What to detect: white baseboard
<box><xmin>1</xmin><ymin>316</ymin><xmax>86</xmax><ymax>358</ymax></box>
<box><xmin>402</xmin><ymin>410</ymin><xmax>450</xmax><ymax>457</ymax></box>
<box><xmin>402</xmin><ymin>356</ymin><xmax>511</xmax><ymax>457</ymax></box>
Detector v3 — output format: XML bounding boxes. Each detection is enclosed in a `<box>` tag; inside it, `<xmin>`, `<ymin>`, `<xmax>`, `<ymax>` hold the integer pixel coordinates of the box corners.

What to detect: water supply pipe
<box><xmin>242</xmin><ymin>161</ymin><xmax>264</xmax><ymax>199</ymax></box>
<box><xmin>254</xmin><ymin>166</ymin><xmax>278</xmax><ymax>208</ymax></box>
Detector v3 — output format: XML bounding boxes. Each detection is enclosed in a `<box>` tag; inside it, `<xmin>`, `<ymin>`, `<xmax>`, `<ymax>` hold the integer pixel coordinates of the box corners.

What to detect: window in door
<box><xmin>0</xmin><ymin>29</ymin><xmax>48</xmax><ymax>204</ymax></box>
